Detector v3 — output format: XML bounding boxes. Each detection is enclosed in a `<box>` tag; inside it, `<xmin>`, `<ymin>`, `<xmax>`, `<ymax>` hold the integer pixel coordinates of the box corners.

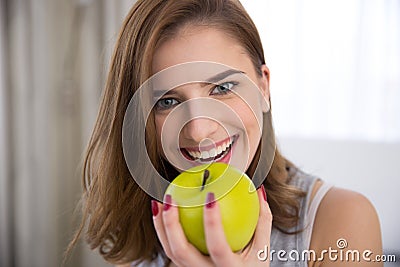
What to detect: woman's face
<box><xmin>151</xmin><ymin>26</ymin><xmax>269</xmax><ymax>173</ymax></box>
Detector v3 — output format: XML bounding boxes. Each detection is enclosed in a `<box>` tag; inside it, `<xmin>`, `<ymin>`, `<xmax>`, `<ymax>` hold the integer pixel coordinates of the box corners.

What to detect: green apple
<box><xmin>164</xmin><ymin>162</ymin><xmax>259</xmax><ymax>254</ymax></box>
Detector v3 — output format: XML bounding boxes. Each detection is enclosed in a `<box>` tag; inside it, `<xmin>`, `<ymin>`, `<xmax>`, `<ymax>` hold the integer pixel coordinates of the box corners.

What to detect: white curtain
<box><xmin>242</xmin><ymin>0</ymin><xmax>400</xmax><ymax>258</ymax></box>
<box><xmin>0</xmin><ymin>0</ymin><xmax>135</xmax><ymax>266</ymax></box>
<box><xmin>0</xmin><ymin>0</ymin><xmax>11</xmax><ymax>265</ymax></box>
<box><xmin>242</xmin><ymin>0</ymin><xmax>400</xmax><ymax>142</ymax></box>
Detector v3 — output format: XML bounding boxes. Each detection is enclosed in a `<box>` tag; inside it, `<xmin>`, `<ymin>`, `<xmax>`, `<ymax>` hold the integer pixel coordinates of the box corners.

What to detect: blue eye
<box><xmin>211</xmin><ymin>81</ymin><xmax>237</xmax><ymax>95</ymax></box>
<box><xmin>155</xmin><ymin>98</ymin><xmax>179</xmax><ymax>110</ymax></box>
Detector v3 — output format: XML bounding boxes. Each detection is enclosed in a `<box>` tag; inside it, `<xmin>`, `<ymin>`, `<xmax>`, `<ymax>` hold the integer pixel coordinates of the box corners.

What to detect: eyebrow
<box><xmin>203</xmin><ymin>69</ymin><xmax>245</xmax><ymax>85</ymax></box>
<box><xmin>153</xmin><ymin>69</ymin><xmax>245</xmax><ymax>98</ymax></box>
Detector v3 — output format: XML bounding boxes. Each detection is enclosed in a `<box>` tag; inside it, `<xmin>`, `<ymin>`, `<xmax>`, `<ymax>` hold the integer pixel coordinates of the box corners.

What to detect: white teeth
<box><xmin>185</xmin><ymin>137</ymin><xmax>235</xmax><ymax>160</ymax></box>
<box><xmin>209</xmin><ymin>148</ymin><xmax>217</xmax><ymax>158</ymax></box>
<box><xmin>223</xmin><ymin>142</ymin><xmax>228</xmax><ymax>151</ymax></box>
<box><xmin>201</xmin><ymin>151</ymin><xmax>210</xmax><ymax>159</ymax></box>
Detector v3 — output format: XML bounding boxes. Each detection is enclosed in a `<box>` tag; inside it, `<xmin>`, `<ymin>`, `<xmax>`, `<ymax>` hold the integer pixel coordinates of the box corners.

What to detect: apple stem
<box><xmin>201</xmin><ymin>169</ymin><xmax>210</xmax><ymax>191</ymax></box>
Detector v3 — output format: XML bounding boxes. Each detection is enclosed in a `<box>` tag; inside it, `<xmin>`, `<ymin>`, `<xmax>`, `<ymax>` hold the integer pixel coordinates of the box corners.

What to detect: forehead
<box><xmin>152</xmin><ymin>26</ymin><xmax>254</xmax><ymax>75</ymax></box>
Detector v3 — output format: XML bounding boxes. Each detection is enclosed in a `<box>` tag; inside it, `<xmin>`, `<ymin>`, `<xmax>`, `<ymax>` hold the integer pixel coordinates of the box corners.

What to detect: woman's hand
<box><xmin>151</xmin><ymin>185</ymin><xmax>272</xmax><ymax>267</ymax></box>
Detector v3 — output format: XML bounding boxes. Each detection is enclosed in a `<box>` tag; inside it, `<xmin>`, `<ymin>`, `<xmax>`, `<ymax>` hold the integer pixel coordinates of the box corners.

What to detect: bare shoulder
<box><xmin>116</xmin><ymin>264</ymin><xmax>132</xmax><ymax>267</ymax></box>
<box><xmin>309</xmin><ymin>186</ymin><xmax>383</xmax><ymax>266</ymax></box>
<box><xmin>315</xmin><ymin>187</ymin><xmax>380</xmax><ymax>224</ymax></box>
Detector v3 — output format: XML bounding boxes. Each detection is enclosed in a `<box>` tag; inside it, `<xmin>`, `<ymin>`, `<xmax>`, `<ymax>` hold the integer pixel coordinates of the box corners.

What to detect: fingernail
<box><xmin>163</xmin><ymin>194</ymin><xmax>172</xmax><ymax>211</ymax></box>
<box><xmin>206</xmin><ymin>192</ymin><xmax>215</xmax><ymax>209</ymax></box>
<box><xmin>261</xmin><ymin>185</ymin><xmax>267</xmax><ymax>202</ymax></box>
<box><xmin>151</xmin><ymin>200</ymin><xmax>159</xmax><ymax>216</ymax></box>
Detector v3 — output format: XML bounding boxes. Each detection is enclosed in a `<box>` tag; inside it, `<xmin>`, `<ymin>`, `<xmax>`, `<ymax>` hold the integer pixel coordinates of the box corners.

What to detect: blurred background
<box><xmin>0</xmin><ymin>0</ymin><xmax>398</xmax><ymax>266</ymax></box>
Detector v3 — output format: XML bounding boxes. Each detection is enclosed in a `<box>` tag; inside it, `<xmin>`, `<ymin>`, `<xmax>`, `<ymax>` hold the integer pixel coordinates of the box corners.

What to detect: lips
<box><xmin>180</xmin><ymin>134</ymin><xmax>238</xmax><ymax>162</ymax></box>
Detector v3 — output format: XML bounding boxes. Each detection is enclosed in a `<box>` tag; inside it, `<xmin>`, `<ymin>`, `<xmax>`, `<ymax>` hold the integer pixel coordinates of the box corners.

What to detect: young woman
<box><xmin>69</xmin><ymin>0</ymin><xmax>382</xmax><ymax>266</ymax></box>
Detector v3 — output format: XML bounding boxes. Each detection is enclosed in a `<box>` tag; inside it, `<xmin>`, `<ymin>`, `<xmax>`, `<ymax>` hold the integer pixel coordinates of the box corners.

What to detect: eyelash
<box><xmin>155</xmin><ymin>81</ymin><xmax>238</xmax><ymax>111</ymax></box>
<box><xmin>210</xmin><ymin>81</ymin><xmax>238</xmax><ymax>95</ymax></box>
<box><xmin>155</xmin><ymin>98</ymin><xmax>179</xmax><ymax>111</ymax></box>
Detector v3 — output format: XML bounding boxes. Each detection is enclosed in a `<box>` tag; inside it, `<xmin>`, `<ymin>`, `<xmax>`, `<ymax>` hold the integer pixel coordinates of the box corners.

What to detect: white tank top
<box><xmin>269</xmin><ymin>167</ymin><xmax>333</xmax><ymax>266</ymax></box>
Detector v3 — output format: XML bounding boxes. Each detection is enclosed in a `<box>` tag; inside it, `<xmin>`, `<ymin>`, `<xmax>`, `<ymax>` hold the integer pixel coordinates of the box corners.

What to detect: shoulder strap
<box><xmin>303</xmin><ymin>182</ymin><xmax>334</xmax><ymax>250</ymax></box>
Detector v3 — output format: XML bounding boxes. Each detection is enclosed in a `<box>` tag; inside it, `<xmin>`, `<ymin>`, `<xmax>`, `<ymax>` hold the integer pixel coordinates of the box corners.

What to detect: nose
<box><xmin>181</xmin><ymin>117</ymin><xmax>219</xmax><ymax>144</ymax></box>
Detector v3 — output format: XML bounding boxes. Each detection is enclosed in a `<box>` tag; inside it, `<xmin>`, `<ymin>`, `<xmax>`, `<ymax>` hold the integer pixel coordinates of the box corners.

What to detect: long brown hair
<box><xmin>67</xmin><ymin>0</ymin><xmax>305</xmax><ymax>265</ymax></box>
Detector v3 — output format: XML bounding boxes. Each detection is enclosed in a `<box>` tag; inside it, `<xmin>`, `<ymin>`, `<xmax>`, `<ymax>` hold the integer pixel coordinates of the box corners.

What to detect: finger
<box><xmin>162</xmin><ymin>194</ymin><xmax>213</xmax><ymax>267</ymax></box>
<box><xmin>152</xmin><ymin>200</ymin><xmax>174</xmax><ymax>259</ymax></box>
<box><xmin>203</xmin><ymin>192</ymin><xmax>237</xmax><ymax>267</ymax></box>
<box><xmin>250</xmin><ymin>185</ymin><xmax>272</xmax><ymax>254</ymax></box>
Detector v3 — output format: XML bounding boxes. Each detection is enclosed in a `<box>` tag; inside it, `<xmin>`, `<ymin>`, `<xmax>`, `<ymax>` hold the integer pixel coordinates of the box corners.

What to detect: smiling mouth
<box><xmin>180</xmin><ymin>135</ymin><xmax>238</xmax><ymax>162</ymax></box>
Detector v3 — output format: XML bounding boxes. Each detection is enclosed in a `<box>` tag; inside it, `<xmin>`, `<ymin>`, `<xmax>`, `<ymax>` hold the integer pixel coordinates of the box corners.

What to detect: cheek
<box><xmin>241</xmin><ymin>112</ymin><xmax>262</xmax><ymax>146</ymax></box>
<box><xmin>154</xmin><ymin>115</ymin><xmax>164</xmax><ymax>146</ymax></box>
<box><xmin>232</xmin><ymin>100</ymin><xmax>261</xmax><ymax>134</ymax></box>
<box><xmin>232</xmin><ymin>101</ymin><xmax>263</xmax><ymax>157</ymax></box>
<box><xmin>154</xmin><ymin>114</ymin><xmax>179</xmax><ymax>156</ymax></box>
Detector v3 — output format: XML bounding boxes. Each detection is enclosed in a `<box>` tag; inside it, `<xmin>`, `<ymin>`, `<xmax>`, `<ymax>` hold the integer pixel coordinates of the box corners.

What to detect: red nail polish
<box><xmin>164</xmin><ymin>194</ymin><xmax>172</xmax><ymax>211</ymax></box>
<box><xmin>206</xmin><ymin>192</ymin><xmax>215</xmax><ymax>209</ymax></box>
<box><xmin>261</xmin><ymin>185</ymin><xmax>267</xmax><ymax>202</ymax></box>
<box><xmin>151</xmin><ymin>200</ymin><xmax>159</xmax><ymax>216</ymax></box>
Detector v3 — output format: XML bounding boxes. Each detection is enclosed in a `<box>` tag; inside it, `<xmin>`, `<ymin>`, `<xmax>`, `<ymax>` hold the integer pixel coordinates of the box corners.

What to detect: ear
<box><xmin>259</xmin><ymin>65</ymin><xmax>270</xmax><ymax>113</ymax></box>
